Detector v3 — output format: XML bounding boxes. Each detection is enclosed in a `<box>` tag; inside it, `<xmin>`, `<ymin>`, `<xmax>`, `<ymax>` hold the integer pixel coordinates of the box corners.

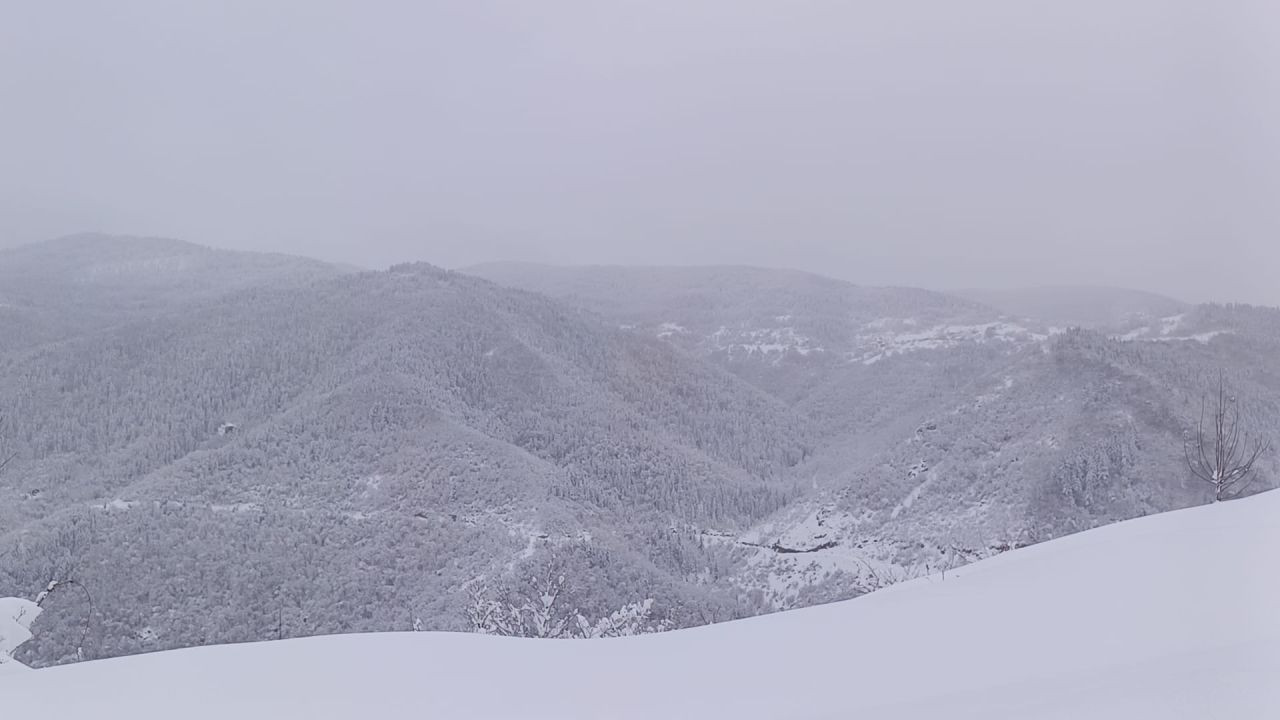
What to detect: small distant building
<box><xmin>217</xmin><ymin>422</ymin><xmax>238</xmax><ymax>436</ymax></box>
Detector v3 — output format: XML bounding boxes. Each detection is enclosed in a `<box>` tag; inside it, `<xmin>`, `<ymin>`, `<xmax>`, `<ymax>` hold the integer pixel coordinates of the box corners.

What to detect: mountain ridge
<box><xmin>2</xmin><ymin>239</ymin><xmax>1277</xmax><ymax>667</ymax></box>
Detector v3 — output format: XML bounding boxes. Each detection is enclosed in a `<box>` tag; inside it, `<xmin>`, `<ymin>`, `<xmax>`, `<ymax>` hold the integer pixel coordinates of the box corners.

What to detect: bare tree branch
<box><xmin>1185</xmin><ymin>373</ymin><xmax>1271</xmax><ymax>501</ymax></box>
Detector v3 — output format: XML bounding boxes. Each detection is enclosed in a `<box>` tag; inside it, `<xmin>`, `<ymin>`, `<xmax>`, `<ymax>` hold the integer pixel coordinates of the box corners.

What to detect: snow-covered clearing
<box><xmin>4</xmin><ymin>490</ymin><xmax>1278</xmax><ymax>718</ymax></box>
<box><xmin>708</xmin><ymin>325</ymin><xmax>825</xmax><ymax>361</ymax></box>
<box><xmin>855</xmin><ymin>321</ymin><xmax>1046</xmax><ymax>365</ymax></box>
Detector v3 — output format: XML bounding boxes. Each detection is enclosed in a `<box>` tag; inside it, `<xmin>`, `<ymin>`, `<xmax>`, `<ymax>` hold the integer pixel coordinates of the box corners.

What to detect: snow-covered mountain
<box><xmin>3</xmin><ymin>241</ymin><xmax>1277</xmax><ymax>668</ymax></box>
<box><xmin>0</xmin><ymin>247</ymin><xmax>811</xmax><ymax>664</ymax></box>
<box><xmin>467</xmin><ymin>263</ymin><xmax>1280</xmax><ymax>610</ymax></box>
<box><xmin>5</xmin><ymin>489</ymin><xmax>1276</xmax><ymax>718</ymax></box>
<box><xmin>464</xmin><ymin>263</ymin><xmax>1019</xmax><ymax>399</ymax></box>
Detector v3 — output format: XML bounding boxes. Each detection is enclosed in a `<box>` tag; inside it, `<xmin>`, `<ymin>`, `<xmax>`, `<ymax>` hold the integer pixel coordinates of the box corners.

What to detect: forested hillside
<box><xmin>1</xmin><ymin>239</ymin><xmax>812</xmax><ymax>664</ymax></box>
<box><xmin>2</xmin><ymin>238</ymin><xmax>1277</xmax><ymax>666</ymax></box>
<box><xmin>468</xmin><ymin>263</ymin><xmax>1280</xmax><ymax>608</ymax></box>
<box><xmin>9</xmin><ymin>487</ymin><xmax>1277</xmax><ymax>718</ymax></box>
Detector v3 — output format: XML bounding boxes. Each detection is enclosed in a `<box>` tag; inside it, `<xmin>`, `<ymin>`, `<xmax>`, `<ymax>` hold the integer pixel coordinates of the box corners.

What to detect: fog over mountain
<box><xmin>952</xmin><ymin>286</ymin><xmax>1193</xmax><ymax>331</ymax></box>
<box><xmin>2</xmin><ymin>2</ymin><xmax>1278</xmax><ymax>305</ymax></box>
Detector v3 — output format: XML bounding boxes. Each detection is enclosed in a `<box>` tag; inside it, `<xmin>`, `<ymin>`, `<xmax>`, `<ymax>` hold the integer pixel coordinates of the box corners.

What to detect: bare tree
<box><xmin>1185</xmin><ymin>374</ymin><xmax>1271</xmax><ymax>502</ymax></box>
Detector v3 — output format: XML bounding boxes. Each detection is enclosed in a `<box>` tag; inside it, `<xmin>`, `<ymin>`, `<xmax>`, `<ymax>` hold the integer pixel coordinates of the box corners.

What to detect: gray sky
<box><xmin>2</xmin><ymin>1</ymin><xmax>1277</xmax><ymax>304</ymax></box>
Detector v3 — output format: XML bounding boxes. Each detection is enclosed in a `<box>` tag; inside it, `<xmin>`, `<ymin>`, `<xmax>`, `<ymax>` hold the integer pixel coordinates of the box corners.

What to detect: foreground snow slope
<box><xmin>5</xmin><ymin>491</ymin><xmax>1278</xmax><ymax>719</ymax></box>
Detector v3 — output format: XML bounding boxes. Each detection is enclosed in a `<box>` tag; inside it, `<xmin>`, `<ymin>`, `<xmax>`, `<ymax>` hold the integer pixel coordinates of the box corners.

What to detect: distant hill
<box><xmin>464</xmin><ymin>263</ymin><xmax>1018</xmax><ymax>404</ymax></box>
<box><xmin>0</xmin><ymin>233</ymin><xmax>349</xmax><ymax>350</ymax></box>
<box><xmin>952</xmin><ymin>285</ymin><xmax>1190</xmax><ymax>330</ymax></box>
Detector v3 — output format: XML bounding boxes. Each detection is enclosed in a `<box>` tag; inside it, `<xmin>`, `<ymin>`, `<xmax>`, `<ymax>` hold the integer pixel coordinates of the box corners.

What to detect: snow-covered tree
<box><xmin>574</xmin><ymin>598</ymin><xmax>669</xmax><ymax>638</ymax></box>
<box><xmin>466</xmin><ymin>574</ymin><xmax>665</xmax><ymax>639</ymax></box>
<box><xmin>466</xmin><ymin>572</ymin><xmax>573</xmax><ymax>639</ymax></box>
<box><xmin>524</xmin><ymin>573</ymin><xmax>571</xmax><ymax>639</ymax></box>
<box><xmin>465</xmin><ymin>582</ymin><xmax>522</xmax><ymax>637</ymax></box>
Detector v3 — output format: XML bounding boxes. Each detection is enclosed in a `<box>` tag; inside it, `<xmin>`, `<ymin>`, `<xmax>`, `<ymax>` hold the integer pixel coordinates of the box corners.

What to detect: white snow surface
<box><xmin>0</xmin><ymin>598</ymin><xmax>41</xmax><ymax>673</ymax></box>
<box><xmin>4</xmin><ymin>491</ymin><xmax>1279</xmax><ymax>718</ymax></box>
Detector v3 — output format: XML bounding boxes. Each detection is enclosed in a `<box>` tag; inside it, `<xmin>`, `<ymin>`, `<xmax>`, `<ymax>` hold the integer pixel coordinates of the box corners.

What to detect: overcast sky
<box><xmin>2</xmin><ymin>1</ymin><xmax>1277</xmax><ymax>304</ymax></box>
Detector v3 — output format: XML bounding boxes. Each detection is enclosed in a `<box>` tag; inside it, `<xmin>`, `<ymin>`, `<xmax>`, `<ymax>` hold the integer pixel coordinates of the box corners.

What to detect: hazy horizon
<box><xmin>8</xmin><ymin>231</ymin><xmax>1269</xmax><ymax>309</ymax></box>
<box><xmin>3</xmin><ymin>2</ymin><xmax>1278</xmax><ymax>305</ymax></box>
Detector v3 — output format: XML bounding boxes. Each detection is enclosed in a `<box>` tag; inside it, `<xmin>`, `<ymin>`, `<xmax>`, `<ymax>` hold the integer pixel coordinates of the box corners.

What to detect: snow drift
<box><xmin>4</xmin><ymin>490</ymin><xmax>1278</xmax><ymax>718</ymax></box>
